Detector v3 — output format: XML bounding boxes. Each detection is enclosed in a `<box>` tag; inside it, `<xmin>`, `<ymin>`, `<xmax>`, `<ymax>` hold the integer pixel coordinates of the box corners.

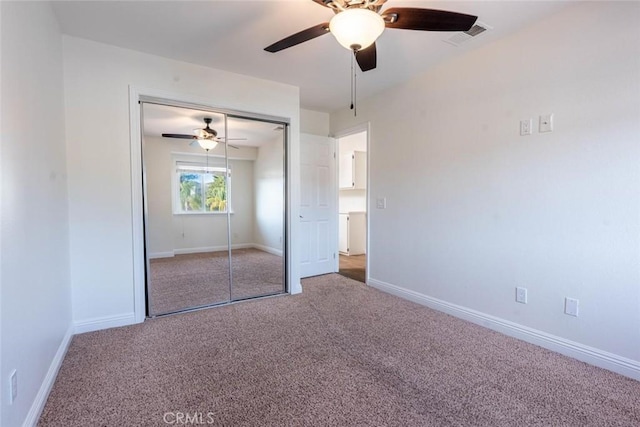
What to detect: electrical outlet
<box><xmin>565</xmin><ymin>297</ymin><xmax>579</xmax><ymax>317</ymax></box>
<box><xmin>9</xmin><ymin>370</ymin><xmax>17</xmax><ymax>404</ymax></box>
<box><xmin>516</xmin><ymin>287</ymin><xmax>528</xmax><ymax>304</ymax></box>
<box><xmin>520</xmin><ymin>119</ymin><xmax>532</xmax><ymax>136</ymax></box>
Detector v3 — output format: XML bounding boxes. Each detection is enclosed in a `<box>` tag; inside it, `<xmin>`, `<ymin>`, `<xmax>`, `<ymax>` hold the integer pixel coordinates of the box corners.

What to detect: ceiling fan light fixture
<box><xmin>194</xmin><ymin>128</ymin><xmax>217</xmax><ymax>139</ymax></box>
<box><xmin>329</xmin><ymin>8</ymin><xmax>385</xmax><ymax>51</ymax></box>
<box><xmin>197</xmin><ymin>138</ymin><xmax>218</xmax><ymax>151</ymax></box>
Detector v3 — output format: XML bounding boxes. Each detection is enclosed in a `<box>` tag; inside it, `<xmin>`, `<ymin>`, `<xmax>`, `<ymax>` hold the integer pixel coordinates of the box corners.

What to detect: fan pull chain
<box><xmin>350</xmin><ymin>52</ymin><xmax>357</xmax><ymax>117</ymax></box>
<box><xmin>350</xmin><ymin>53</ymin><xmax>354</xmax><ymax>112</ymax></box>
<box><xmin>354</xmin><ymin>56</ymin><xmax>357</xmax><ymax>117</ymax></box>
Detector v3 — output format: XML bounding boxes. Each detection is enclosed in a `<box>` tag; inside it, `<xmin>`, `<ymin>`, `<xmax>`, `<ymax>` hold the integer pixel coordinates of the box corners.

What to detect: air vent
<box><xmin>443</xmin><ymin>21</ymin><xmax>492</xmax><ymax>47</ymax></box>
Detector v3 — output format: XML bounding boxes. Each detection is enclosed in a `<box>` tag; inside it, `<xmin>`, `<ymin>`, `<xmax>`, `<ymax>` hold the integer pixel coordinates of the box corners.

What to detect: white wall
<box><xmin>331</xmin><ymin>2</ymin><xmax>640</xmax><ymax>377</ymax></box>
<box><xmin>254</xmin><ymin>136</ymin><xmax>285</xmax><ymax>254</ymax></box>
<box><xmin>301</xmin><ymin>108</ymin><xmax>329</xmax><ymax>136</ymax></box>
<box><xmin>339</xmin><ymin>191</ymin><xmax>366</xmax><ymax>213</ymax></box>
<box><xmin>1</xmin><ymin>2</ymin><xmax>72</xmax><ymax>426</ymax></box>
<box><xmin>144</xmin><ymin>136</ymin><xmax>257</xmax><ymax>256</ymax></box>
<box><xmin>63</xmin><ymin>36</ymin><xmax>301</xmax><ymax>329</ymax></box>
<box><xmin>339</xmin><ymin>132</ymin><xmax>366</xmax><ymax>153</ymax></box>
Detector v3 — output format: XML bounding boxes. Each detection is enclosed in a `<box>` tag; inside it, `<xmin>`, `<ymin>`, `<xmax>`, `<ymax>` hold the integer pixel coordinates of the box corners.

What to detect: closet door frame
<box><xmin>131</xmin><ymin>91</ymin><xmax>290</xmax><ymax>319</ymax></box>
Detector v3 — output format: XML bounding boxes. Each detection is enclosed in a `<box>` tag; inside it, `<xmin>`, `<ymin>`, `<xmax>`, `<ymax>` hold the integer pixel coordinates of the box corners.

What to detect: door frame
<box><xmin>332</xmin><ymin>123</ymin><xmax>371</xmax><ymax>282</ymax></box>
<box><xmin>129</xmin><ymin>86</ymin><xmax>292</xmax><ymax>321</ymax></box>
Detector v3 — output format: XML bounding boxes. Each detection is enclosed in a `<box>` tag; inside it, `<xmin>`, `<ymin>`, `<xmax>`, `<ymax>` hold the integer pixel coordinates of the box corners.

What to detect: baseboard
<box><xmin>252</xmin><ymin>244</ymin><xmax>283</xmax><ymax>257</ymax></box>
<box><xmin>173</xmin><ymin>243</ymin><xmax>253</xmax><ymax>255</ymax></box>
<box><xmin>155</xmin><ymin>244</ymin><xmax>279</xmax><ymax>258</ymax></box>
<box><xmin>368</xmin><ymin>278</ymin><xmax>640</xmax><ymax>381</ymax></box>
<box><xmin>22</xmin><ymin>324</ymin><xmax>74</xmax><ymax>427</ymax></box>
<box><xmin>291</xmin><ymin>281</ymin><xmax>302</xmax><ymax>294</ymax></box>
<box><xmin>148</xmin><ymin>251</ymin><xmax>174</xmax><ymax>259</ymax></box>
<box><xmin>74</xmin><ymin>312</ymin><xmax>138</xmax><ymax>334</ymax></box>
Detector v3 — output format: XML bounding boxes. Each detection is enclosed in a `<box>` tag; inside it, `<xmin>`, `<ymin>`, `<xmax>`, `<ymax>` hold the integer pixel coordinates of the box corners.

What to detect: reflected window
<box><xmin>174</xmin><ymin>161</ymin><xmax>231</xmax><ymax>214</ymax></box>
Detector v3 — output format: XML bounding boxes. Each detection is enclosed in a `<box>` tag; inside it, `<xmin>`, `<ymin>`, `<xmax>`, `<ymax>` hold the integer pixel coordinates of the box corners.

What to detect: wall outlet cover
<box><xmin>516</xmin><ymin>287</ymin><xmax>528</xmax><ymax>304</ymax></box>
<box><xmin>539</xmin><ymin>114</ymin><xmax>554</xmax><ymax>132</ymax></box>
<box><xmin>565</xmin><ymin>297</ymin><xmax>579</xmax><ymax>317</ymax></box>
<box><xmin>9</xmin><ymin>369</ymin><xmax>17</xmax><ymax>404</ymax></box>
<box><xmin>520</xmin><ymin>119</ymin><xmax>533</xmax><ymax>136</ymax></box>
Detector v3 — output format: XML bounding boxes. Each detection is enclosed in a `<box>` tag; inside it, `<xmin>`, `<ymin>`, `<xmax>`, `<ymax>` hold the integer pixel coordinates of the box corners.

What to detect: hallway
<box><xmin>338</xmin><ymin>254</ymin><xmax>365</xmax><ymax>283</ymax></box>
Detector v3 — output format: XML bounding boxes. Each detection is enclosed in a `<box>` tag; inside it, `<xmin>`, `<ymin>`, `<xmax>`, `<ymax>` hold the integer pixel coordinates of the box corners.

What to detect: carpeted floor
<box><xmin>39</xmin><ymin>274</ymin><xmax>639</xmax><ymax>426</ymax></box>
<box><xmin>148</xmin><ymin>248</ymin><xmax>284</xmax><ymax>315</ymax></box>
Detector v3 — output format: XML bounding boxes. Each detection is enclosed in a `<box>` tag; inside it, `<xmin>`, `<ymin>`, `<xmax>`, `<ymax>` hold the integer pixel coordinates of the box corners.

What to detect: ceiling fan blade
<box><xmin>383</xmin><ymin>8</ymin><xmax>477</xmax><ymax>32</ymax></box>
<box><xmin>355</xmin><ymin>43</ymin><xmax>377</xmax><ymax>72</ymax></box>
<box><xmin>162</xmin><ymin>133</ymin><xmax>196</xmax><ymax>139</ymax></box>
<box><xmin>228</xmin><ymin>144</ymin><xmax>241</xmax><ymax>150</ymax></box>
<box><xmin>217</xmin><ymin>137</ymin><xmax>248</xmax><ymax>141</ymax></box>
<box><xmin>265</xmin><ymin>22</ymin><xmax>330</xmax><ymax>53</ymax></box>
<box><xmin>310</xmin><ymin>0</ymin><xmax>332</xmax><ymax>8</ymax></box>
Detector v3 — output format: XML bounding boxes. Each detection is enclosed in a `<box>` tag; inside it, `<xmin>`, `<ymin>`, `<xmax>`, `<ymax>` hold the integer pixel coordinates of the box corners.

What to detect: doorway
<box><xmin>336</xmin><ymin>129</ymin><xmax>368</xmax><ymax>283</ymax></box>
<box><xmin>141</xmin><ymin>102</ymin><xmax>288</xmax><ymax>316</ymax></box>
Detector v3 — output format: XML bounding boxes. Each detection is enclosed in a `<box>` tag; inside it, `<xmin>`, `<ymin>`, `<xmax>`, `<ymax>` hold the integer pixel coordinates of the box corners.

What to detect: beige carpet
<box><xmin>148</xmin><ymin>248</ymin><xmax>284</xmax><ymax>315</ymax></box>
<box><xmin>39</xmin><ymin>274</ymin><xmax>639</xmax><ymax>426</ymax></box>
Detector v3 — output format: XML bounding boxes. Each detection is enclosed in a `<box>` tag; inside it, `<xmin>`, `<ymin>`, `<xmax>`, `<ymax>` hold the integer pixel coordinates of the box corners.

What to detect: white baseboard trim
<box><xmin>252</xmin><ymin>244</ymin><xmax>283</xmax><ymax>257</ymax></box>
<box><xmin>173</xmin><ymin>243</ymin><xmax>254</xmax><ymax>255</ymax></box>
<box><xmin>291</xmin><ymin>281</ymin><xmax>302</xmax><ymax>294</ymax></box>
<box><xmin>22</xmin><ymin>324</ymin><xmax>74</xmax><ymax>427</ymax></box>
<box><xmin>368</xmin><ymin>278</ymin><xmax>640</xmax><ymax>381</ymax></box>
<box><xmin>153</xmin><ymin>244</ymin><xmax>281</xmax><ymax>258</ymax></box>
<box><xmin>74</xmin><ymin>312</ymin><xmax>138</xmax><ymax>334</ymax></box>
<box><xmin>148</xmin><ymin>251</ymin><xmax>174</xmax><ymax>259</ymax></box>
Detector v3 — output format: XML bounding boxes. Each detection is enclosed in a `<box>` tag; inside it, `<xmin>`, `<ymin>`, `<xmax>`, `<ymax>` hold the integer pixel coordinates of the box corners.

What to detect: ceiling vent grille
<box><xmin>443</xmin><ymin>21</ymin><xmax>492</xmax><ymax>47</ymax></box>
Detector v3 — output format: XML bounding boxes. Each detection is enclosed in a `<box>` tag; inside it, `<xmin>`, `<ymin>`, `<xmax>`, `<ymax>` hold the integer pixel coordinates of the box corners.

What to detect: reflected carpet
<box><xmin>148</xmin><ymin>248</ymin><xmax>284</xmax><ymax>315</ymax></box>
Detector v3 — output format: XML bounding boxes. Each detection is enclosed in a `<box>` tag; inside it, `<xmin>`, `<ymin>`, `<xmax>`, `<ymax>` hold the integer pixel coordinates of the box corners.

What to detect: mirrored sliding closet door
<box><xmin>141</xmin><ymin>103</ymin><xmax>287</xmax><ymax>316</ymax></box>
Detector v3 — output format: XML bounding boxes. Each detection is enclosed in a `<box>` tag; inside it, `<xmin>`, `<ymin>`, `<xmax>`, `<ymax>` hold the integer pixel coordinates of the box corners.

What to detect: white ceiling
<box><xmin>142</xmin><ymin>103</ymin><xmax>283</xmax><ymax>148</ymax></box>
<box><xmin>51</xmin><ymin>0</ymin><xmax>570</xmax><ymax>113</ymax></box>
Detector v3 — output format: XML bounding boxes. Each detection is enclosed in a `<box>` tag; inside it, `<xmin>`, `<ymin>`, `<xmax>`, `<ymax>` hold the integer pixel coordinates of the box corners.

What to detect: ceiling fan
<box><xmin>161</xmin><ymin>118</ymin><xmax>244</xmax><ymax>150</ymax></box>
<box><xmin>264</xmin><ymin>0</ymin><xmax>478</xmax><ymax>72</ymax></box>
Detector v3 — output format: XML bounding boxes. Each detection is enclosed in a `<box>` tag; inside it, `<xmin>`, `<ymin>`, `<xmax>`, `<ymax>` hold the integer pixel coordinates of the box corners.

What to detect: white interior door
<box><xmin>300</xmin><ymin>133</ymin><xmax>336</xmax><ymax>278</ymax></box>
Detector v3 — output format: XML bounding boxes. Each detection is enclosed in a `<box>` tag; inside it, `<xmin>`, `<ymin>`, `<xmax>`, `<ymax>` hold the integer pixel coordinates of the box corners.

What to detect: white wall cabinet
<box><xmin>339</xmin><ymin>212</ymin><xmax>366</xmax><ymax>255</ymax></box>
<box><xmin>339</xmin><ymin>150</ymin><xmax>367</xmax><ymax>189</ymax></box>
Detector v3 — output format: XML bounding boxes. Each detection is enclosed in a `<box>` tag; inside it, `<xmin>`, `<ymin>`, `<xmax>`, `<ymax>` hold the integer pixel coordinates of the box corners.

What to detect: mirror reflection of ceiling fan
<box><xmin>265</xmin><ymin>0</ymin><xmax>478</xmax><ymax>72</ymax></box>
<box><xmin>161</xmin><ymin>118</ymin><xmax>244</xmax><ymax>150</ymax></box>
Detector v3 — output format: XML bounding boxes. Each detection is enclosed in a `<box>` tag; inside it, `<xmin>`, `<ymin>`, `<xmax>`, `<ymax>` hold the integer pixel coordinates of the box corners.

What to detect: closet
<box><xmin>141</xmin><ymin>102</ymin><xmax>287</xmax><ymax>316</ymax></box>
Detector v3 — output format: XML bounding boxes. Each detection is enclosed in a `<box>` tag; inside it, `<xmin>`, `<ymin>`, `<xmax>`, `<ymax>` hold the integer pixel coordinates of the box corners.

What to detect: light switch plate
<box><xmin>539</xmin><ymin>114</ymin><xmax>553</xmax><ymax>132</ymax></box>
<box><xmin>376</xmin><ymin>197</ymin><xmax>386</xmax><ymax>209</ymax></box>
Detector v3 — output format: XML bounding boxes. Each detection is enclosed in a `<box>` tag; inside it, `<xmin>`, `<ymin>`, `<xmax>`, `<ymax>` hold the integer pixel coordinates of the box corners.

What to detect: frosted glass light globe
<box><xmin>329</xmin><ymin>8</ymin><xmax>385</xmax><ymax>51</ymax></box>
<box><xmin>197</xmin><ymin>139</ymin><xmax>218</xmax><ymax>151</ymax></box>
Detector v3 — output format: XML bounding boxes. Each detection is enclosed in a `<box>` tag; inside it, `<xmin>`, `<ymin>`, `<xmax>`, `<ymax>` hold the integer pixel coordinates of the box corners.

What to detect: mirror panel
<box><xmin>142</xmin><ymin>104</ymin><xmax>287</xmax><ymax>316</ymax></box>
<box><xmin>229</xmin><ymin>117</ymin><xmax>286</xmax><ymax>300</ymax></box>
<box><xmin>143</xmin><ymin>106</ymin><xmax>231</xmax><ymax>315</ymax></box>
